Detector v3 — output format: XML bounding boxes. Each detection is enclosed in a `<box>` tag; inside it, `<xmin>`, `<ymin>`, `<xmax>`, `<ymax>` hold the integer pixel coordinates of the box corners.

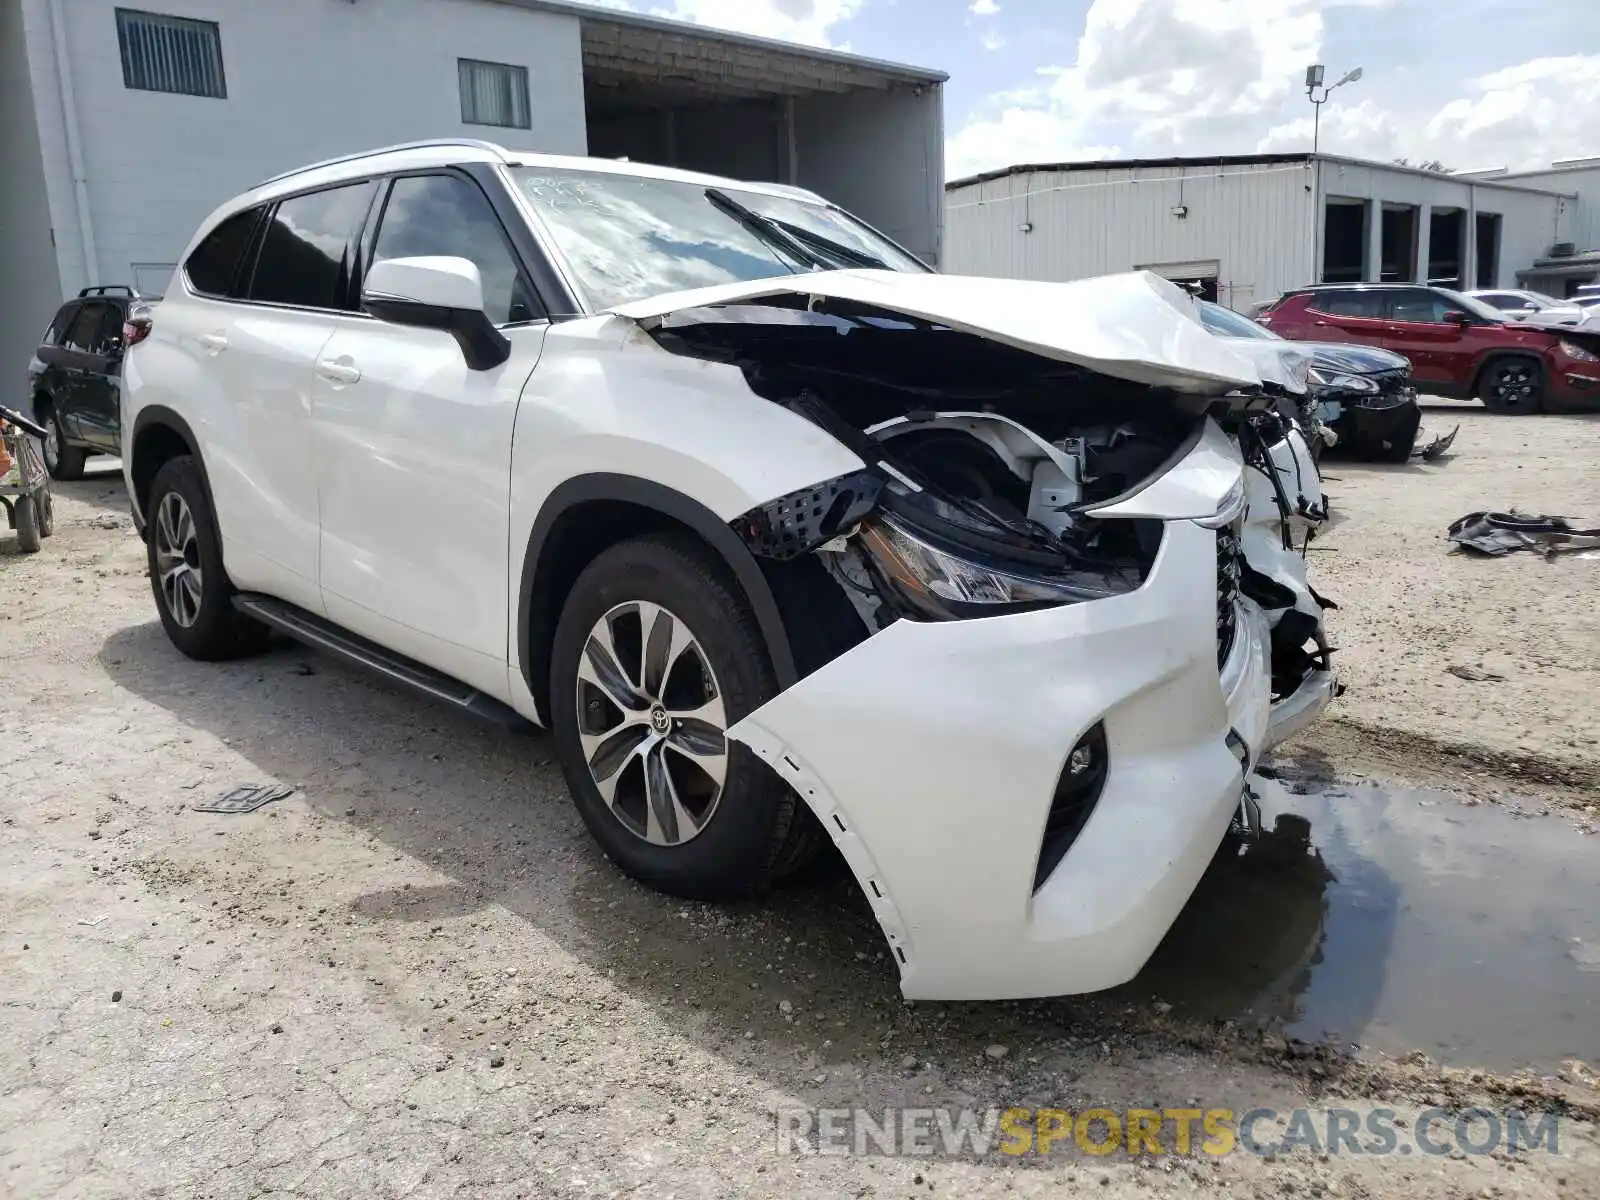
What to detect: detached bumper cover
<box><xmin>729</xmin><ymin>519</ymin><xmax>1286</xmax><ymax>1001</ymax></box>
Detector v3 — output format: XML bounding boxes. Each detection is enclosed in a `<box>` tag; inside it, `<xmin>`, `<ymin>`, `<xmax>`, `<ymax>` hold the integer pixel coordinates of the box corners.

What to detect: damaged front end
<box><xmin>622</xmin><ymin>270</ymin><xmax>1338</xmax><ymax>999</ymax></box>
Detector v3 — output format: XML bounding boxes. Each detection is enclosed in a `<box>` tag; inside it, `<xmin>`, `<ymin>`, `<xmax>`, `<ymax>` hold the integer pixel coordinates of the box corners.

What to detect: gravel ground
<box><xmin>2</xmin><ymin>452</ymin><xmax>1597</xmax><ymax>1199</ymax></box>
<box><xmin>1302</xmin><ymin>403</ymin><xmax>1600</xmax><ymax>787</ymax></box>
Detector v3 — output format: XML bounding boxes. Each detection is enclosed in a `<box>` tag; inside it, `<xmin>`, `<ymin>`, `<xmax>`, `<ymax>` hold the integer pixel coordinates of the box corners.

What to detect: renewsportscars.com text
<box><xmin>776</xmin><ymin>1106</ymin><xmax>1561</xmax><ymax>1159</ymax></box>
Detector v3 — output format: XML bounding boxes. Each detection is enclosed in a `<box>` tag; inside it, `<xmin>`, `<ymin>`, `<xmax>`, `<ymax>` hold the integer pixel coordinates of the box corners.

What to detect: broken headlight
<box><xmin>1306</xmin><ymin>367</ymin><xmax>1378</xmax><ymax>393</ymax></box>
<box><xmin>858</xmin><ymin>516</ymin><xmax>1134</xmax><ymax>620</ymax></box>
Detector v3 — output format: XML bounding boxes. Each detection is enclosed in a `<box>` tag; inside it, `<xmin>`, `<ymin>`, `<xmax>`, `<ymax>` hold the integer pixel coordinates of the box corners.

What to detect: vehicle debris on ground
<box><xmin>1447</xmin><ymin>511</ymin><xmax>1600</xmax><ymax>557</ymax></box>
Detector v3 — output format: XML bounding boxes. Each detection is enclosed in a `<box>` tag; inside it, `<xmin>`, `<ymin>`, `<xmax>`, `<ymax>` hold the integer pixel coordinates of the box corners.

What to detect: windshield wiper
<box><xmin>766</xmin><ymin>217</ymin><xmax>888</xmax><ymax>270</ymax></box>
<box><xmin>705</xmin><ymin>188</ymin><xmax>824</xmax><ymax>271</ymax></box>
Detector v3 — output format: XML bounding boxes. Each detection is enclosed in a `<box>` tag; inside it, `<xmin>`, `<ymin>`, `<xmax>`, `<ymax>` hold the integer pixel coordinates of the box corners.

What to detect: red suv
<box><xmin>1259</xmin><ymin>284</ymin><xmax>1600</xmax><ymax>413</ymax></box>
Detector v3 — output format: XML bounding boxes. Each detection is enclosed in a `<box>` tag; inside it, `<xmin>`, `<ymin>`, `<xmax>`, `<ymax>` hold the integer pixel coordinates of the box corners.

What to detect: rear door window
<box><xmin>1311</xmin><ymin>290</ymin><xmax>1384</xmax><ymax>319</ymax></box>
<box><xmin>62</xmin><ymin>302</ymin><xmax>110</xmax><ymax>353</ymax></box>
<box><xmin>1387</xmin><ymin>290</ymin><xmax>1454</xmax><ymax>323</ymax></box>
<box><xmin>185</xmin><ymin>206</ymin><xmax>264</xmax><ymax>297</ymax></box>
<box><xmin>42</xmin><ymin>305</ymin><xmax>77</xmax><ymax>346</ymax></box>
<box><xmin>247</xmin><ymin>182</ymin><xmax>378</xmax><ymax>311</ymax></box>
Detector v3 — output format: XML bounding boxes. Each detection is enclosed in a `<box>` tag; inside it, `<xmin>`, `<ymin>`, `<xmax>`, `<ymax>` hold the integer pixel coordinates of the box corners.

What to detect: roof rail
<box><xmin>251</xmin><ymin>138</ymin><xmax>513</xmax><ymax>189</ymax></box>
<box><xmin>78</xmin><ymin>284</ymin><xmax>136</xmax><ymax>298</ymax></box>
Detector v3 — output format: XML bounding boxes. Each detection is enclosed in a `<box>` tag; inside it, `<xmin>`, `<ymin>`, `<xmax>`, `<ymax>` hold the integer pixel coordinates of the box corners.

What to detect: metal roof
<box><xmin>948</xmin><ymin>152</ymin><xmax>1578</xmax><ymax>198</ymax></box>
<box><xmin>947</xmin><ymin>153</ymin><xmax>1311</xmax><ymax>190</ymax></box>
<box><xmin>492</xmin><ymin>0</ymin><xmax>947</xmax><ymax>101</ymax></box>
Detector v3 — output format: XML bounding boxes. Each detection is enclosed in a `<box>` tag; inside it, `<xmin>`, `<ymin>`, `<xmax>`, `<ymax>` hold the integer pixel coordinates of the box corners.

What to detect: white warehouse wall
<box><xmin>944</xmin><ymin>160</ymin><xmax>1314</xmax><ymax>313</ymax></box>
<box><xmin>1</xmin><ymin>0</ymin><xmax>62</xmax><ymax>384</ymax></box>
<box><xmin>795</xmin><ymin>85</ymin><xmax>944</xmax><ymax>266</ymax></box>
<box><xmin>1314</xmin><ymin>158</ymin><xmax>1576</xmax><ymax>291</ymax></box>
<box><xmin>19</xmin><ymin>0</ymin><xmax>587</xmax><ymax>297</ymax></box>
<box><xmin>1480</xmin><ymin>165</ymin><xmax>1600</xmax><ymax>253</ymax></box>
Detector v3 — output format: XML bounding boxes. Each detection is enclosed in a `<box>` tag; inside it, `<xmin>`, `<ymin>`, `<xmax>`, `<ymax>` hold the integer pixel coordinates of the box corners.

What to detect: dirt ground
<box><xmin>2</xmin><ymin>431</ymin><xmax>1597</xmax><ymax>1199</ymax></box>
<box><xmin>1303</xmin><ymin>402</ymin><xmax>1600</xmax><ymax>791</ymax></box>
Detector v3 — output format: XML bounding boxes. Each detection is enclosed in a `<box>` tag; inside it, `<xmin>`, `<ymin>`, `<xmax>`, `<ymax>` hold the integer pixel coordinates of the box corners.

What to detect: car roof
<box><xmin>242</xmin><ymin>137</ymin><xmax>828</xmax><ymax>210</ymax></box>
<box><xmin>1293</xmin><ymin>283</ymin><xmax>1446</xmax><ymax>292</ymax></box>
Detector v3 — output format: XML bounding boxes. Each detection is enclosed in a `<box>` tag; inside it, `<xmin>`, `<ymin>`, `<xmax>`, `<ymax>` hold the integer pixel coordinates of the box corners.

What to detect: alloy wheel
<box><xmin>154</xmin><ymin>490</ymin><xmax>203</xmax><ymax>628</ymax></box>
<box><xmin>1489</xmin><ymin>362</ymin><xmax>1539</xmax><ymax>409</ymax></box>
<box><xmin>575</xmin><ymin>601</ymin><xmax>729</xmax><ymax>847</ymax></box>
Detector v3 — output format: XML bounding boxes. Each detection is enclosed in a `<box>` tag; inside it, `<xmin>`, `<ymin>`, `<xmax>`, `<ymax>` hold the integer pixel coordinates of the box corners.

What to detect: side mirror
<box><xmin>1446</xmin><ymin>310</ymin><xmax>1472</xmax><ymax>326</ymax></box>
<box><xmin>362</xmin><ymin>256</ymin><xmax>510</xmax><ymax>371</ymax></box>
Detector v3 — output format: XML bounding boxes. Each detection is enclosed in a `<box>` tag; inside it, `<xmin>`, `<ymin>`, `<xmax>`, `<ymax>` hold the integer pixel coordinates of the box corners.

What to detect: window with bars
<box><xmin>458</xmin><ymin>58</ymin><xmax>531</xmax><ymax>129</ymax></box>
<box><xmin>116</xmin><ymin>9</ymin><xmax>227</xmax><ymax>99</ymax></box>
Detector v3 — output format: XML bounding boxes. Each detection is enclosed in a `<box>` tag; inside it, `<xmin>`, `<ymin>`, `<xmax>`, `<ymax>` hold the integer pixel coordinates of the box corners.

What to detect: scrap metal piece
<box><xmin>1447</xmin><ymin>511</ymin><xmax>1600</xmax><ymax>557</ymax></box>
<box><xmin>192</xmin><ymin>783</ymin><xmax>295</xmax><ymax>814</ymax></box>
<box><xmin>1413</xmin><ymin>423</ymin><xmax>1460</xmax><ymax>461</ymax></box>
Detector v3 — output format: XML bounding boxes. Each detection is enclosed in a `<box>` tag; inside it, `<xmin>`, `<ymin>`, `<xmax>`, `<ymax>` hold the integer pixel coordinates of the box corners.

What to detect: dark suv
<box><xmin>1259</xmin><ymin>284</ymin><xmax>1600</xmax><ymax>413</ymax></box>
<box><xmin>27</xmin><ymin>285</ymin><xmax>155</xmax><ymax>478</ymax></box>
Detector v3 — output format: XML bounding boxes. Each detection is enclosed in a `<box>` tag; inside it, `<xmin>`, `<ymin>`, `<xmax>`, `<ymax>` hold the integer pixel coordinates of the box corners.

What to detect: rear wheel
<box><xmin>1479</xmin><ymin>357</ymin><xmax>1544</xmax><ymax>414</ymax></box>
<box><xmin>39</xmin><ymin>402</ymin><xmax>87</xmax><ymax>481</ymax></box>
<box><xmin>13</xmin><ymin>496</ymin><xmax>41</xmax><ymax>553</ymax></box>
<box><xmin>549</xmin><ymin>534</ymin><xmax>817</xmax><ymax>899</ymax></box>
<box><xmin>146</xmin><ymin>455</ymin><xmax>271</xmax><ymax>660</ymax></box>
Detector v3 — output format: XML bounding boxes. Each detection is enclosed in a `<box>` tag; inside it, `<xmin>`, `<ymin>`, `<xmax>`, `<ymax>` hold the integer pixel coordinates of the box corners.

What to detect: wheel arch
<box><xmin>517</xmin><ymin>474</ymin><xmax>799</xmax><ymax>725</ymax></box>
<box><xmin>129</xmin><ymin>406</ymin><xmax>213</xmax><ymax>531</ymax></box>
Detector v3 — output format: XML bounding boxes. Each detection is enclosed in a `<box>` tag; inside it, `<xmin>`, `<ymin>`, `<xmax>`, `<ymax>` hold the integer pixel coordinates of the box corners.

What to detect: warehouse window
<box><xmin>459</xmin><ymin>58</ymin><xmax>530</xmax><ymax>129</ymax></box>
<box><xmin>116</xmin><ymin>9</ymin><xmax>227</xmax><ymax>99</ymax></box>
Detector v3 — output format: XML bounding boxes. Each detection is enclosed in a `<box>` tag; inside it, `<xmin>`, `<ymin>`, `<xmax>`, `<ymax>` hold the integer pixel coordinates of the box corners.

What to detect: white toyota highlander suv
<box><xmin>123</xmin><ymin>138</ymin><xmax>1337</xmax><ymax>1001</ymax></box>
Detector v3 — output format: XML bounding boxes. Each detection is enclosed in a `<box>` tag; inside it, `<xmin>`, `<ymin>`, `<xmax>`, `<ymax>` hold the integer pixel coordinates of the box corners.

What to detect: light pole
<box><xmin>1305</xmin><ymin>64</ymin><xmax>1362</xmax><ymax>283</ymax></box>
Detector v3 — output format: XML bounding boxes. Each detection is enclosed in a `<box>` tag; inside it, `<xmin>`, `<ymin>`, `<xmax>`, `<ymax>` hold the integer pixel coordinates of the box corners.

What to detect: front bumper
<box><xmin>730</xmin><ymin>519</ymin><xmax>1330</xmax><ymax>1001</ymax></box>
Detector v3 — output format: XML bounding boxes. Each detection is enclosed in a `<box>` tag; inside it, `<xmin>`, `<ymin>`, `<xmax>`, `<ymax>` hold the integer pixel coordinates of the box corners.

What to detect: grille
<box><xmin>1217</xmin><ymin>524</ymin><xmax>1243</xmax><ymax>668</ymax></box>
<box><xmin>1369</xmin><ymin>368</ymin><xmax>1411</xmax><ymax>400</ymax></box>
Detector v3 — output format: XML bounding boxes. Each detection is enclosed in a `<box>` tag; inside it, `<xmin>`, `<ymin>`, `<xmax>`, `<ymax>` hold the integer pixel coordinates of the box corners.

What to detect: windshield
<box><xmin>1437</xmin><ymin>289</ymin><xmax>1511</xmax><ymax>322</ymax></box>
<box><xmin>1197</xmin><ymin>300</ymin><xmax>1282</xmax><ymax>341</ymax></box>
<box><xmin>509</xmin><ymin>166</ymin><xmax>930</xmax><ymax>310</ymax></box>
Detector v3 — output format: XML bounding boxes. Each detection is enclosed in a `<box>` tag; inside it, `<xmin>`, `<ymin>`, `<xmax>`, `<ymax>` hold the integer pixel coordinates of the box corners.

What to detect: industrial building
<box><xmin>1</xmin><ymin>0</ymin><xmax>945</xmax><ymax>380</ymax></box>
<box><xmin>944</xmin><ymin>153</ymin><xmax>1596</xmax><ymax>312</ymax></box>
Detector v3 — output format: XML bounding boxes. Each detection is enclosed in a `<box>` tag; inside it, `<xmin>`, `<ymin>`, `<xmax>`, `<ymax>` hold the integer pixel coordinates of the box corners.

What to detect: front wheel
<box><xmin>549</xmin><ymin>534</ymin><xmax>819</xmax><ymax>899</ymax></box>
<box><xmin>1479</xmin><ymin>357</ymin><xmax>1544</xmax><ymax>414</ymax></box>
<box><xmin>40</xmin><ymin>404</ymin><xmax>87</xmax><ymax>481</ymax></box>
<box><xmin>145</xmin><ymin>455</ymin><xmax>271</xmax><ymax>660</ymax></box>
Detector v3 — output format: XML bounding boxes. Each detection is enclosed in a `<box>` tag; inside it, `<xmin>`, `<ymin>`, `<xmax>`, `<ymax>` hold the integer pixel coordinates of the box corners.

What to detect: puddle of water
<box><xmin>1130</xmin><ymin>776</ymin><xmax>1599</xmax><ymax>1073</ymax></box>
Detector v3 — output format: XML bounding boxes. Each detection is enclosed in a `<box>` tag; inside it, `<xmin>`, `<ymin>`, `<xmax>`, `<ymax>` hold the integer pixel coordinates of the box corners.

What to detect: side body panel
<box><xmin>128</xmin><ymin>290</ymin><xmax>333</xmax><ymax>614</ymax></box>
<box><xmin>503</xmin><ymin>316</ymin><xmax>867</xmax><ymax>720</ymax></box>
<box><xmin>313</xmin><ymin>319</ymin><xmax>548</xmax><ymax>701</ymax></box>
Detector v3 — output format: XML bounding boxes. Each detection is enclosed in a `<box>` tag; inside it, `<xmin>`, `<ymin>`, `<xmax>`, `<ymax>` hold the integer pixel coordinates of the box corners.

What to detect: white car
<box><xmin>123</xmin><ymin>139</ymin><xmax>1336</xmax><ymax>1001</ymax></box>
<box><xmin>1466</xmin><ymin>288</ymin><xmax>1594</xmax><ymax>329</ymax></box>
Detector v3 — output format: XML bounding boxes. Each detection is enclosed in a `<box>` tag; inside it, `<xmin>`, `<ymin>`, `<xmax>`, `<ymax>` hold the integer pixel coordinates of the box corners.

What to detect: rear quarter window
<box><xmin>1310</xmin><ymin>290</ymin><xmax>1385</xmax><ymax>318</ymax></box>
<box><xmin>185</xmin><ymin>206</ymin><xmax>265</xmax><ymax>297</ymax></box>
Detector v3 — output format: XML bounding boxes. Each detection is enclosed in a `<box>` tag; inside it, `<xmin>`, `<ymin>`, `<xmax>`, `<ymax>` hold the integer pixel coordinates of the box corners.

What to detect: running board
<box><xmin>232</xmin><ymin>594</ymin><xmax>527</xmax><ymax>728</ymax></box>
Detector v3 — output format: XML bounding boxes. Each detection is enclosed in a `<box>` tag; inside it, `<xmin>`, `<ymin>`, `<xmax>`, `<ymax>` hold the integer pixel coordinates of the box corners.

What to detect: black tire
<box><xmin>549</xmin><ymin>534</ymin><xmax>814</xmax><ymax>899</ymax></box>
<box><xmin>146</xmin><ymin>455</ymin><xmax>271</xmax><ymax>660</ymax></box>
<box><xmin>1478</xmin><ymin>356</ymin><xmax>1544</xmax><ymax>414</ymax></box>
<box><xmin>39</xmin><ymin>401</ymin><xmax>87</xmax><ymax>481</ymax></box>
<box><xmin>36</xmin><ymin>485</ymin><xmax>54</xmax><ymax>537</ymax></box>
<box><xmin>14</xmin><ymin>495</ymin><xmax>41</xmax><ymax>553</ymax></box>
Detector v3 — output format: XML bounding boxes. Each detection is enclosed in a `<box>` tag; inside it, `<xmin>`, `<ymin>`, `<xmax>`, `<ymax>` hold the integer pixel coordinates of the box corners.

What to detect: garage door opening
<box><xmin>576</xmin><ymin>14</ymin><xmax>945</xmax><ymax>263</ymax></box>
<box><xmin>1321</xmin><ymin>197</ymin><xmax>1366</xmax><ymax>283</ymax></box>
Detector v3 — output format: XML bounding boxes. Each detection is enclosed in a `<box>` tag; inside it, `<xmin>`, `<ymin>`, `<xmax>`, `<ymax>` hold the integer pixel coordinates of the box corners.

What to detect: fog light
<box><xmin>1068</xmin><ymin>742</ymin><xmax>1095</xmax><ymax>776</ymax></box>
<box><xmin>1034</xmin><ymin>723</ymin><xmax>1109</xmax><ymax>892</ymax></box>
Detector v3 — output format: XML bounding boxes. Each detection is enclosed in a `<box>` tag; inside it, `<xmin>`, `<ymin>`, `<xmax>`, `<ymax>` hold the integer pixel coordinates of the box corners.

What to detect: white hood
<box><xmin>612</xmin><ymin>269</ymin><xmax>1266</xmax><ymax>395</ymax></box>
<box><xmin>1210</xmin><ymin>336</ymin><xmax>1313</xmax><ymax>395</ymax></box>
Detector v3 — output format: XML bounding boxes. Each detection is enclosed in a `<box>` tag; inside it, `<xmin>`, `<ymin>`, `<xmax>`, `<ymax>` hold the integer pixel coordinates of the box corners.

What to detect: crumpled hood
<box><xmin>1298</xmin><ymin>342</ymin><xmax>1410</xmax><ymax>374</ymax></box>
<box><xmin>1208</xmin><ymin>336</ymin><xmax>1313</xmax><ymax>395</ymax></box>
<box><xmin>612</xmin><ymin>269</ymin><xmax>1266</xmax><ymax>394</ymax></box>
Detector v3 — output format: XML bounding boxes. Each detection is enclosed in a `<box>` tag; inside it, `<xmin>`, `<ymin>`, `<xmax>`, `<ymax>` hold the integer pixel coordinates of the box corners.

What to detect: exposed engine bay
<box><xmin>645</xmin><ymin>298</ymin><xmax>1334</xmax><ymax>701</ymax></box>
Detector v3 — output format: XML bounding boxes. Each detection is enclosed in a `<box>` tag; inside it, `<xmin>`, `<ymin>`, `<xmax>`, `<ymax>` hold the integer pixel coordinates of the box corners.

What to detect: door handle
<box><xmin>316</xmin><ymin>358</ymin><xmax>361</xmax><ymax>386</ymax></box>
<box><xmin>1313</xmin><ymin>319</ymin><xmax>1330</xmax><ymax>326</ymax></box>
<box><xmin>197</xmin><ymin>332</ymin><xmax>228</xmax><ymax>353</ymax></box>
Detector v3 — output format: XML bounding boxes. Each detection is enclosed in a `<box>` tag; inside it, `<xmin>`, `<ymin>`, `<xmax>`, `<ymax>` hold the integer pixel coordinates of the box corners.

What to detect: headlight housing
<box><xmin>858</xmin><ymin>516</ymin><xmax>1139</xmax><ymax>620</ymax></box>
<box><xmin>1559</xmin><ymin>339</ymin><xmax>1600</xmax><ymax>363</ymax></box>
<box><xmin>1307</xmin><ymin>367</ymin><xmax>1379</xmax><ymax>392</ymax></box>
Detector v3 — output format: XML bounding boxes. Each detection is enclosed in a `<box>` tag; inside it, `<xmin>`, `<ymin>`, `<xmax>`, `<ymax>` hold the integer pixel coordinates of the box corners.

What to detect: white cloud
<box><xmin>970</xmin><ymin>0</ymin><xmax>1001</xmax><ymax>15</ymax></box>
<box><xmin>646</xmin><ymin>0</ymin><xmax>863</xmax><ymax>47</ymax></box>
<box><xmin>947</xmin><ymin>0</ymin><xmax>1365</xmax><ymax>177</ymax></box>
<box><xmin>982</xmin><ymin>29</ymin><xmax>1006</xmax><ymax>51</ymax></box>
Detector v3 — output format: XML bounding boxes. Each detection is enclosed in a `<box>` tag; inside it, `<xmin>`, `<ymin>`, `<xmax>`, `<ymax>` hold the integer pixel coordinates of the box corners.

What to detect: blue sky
<box><xmin>603</xmin><ymin>0</ymin><xmax>1600</xmax><ymax>181</ymax></box>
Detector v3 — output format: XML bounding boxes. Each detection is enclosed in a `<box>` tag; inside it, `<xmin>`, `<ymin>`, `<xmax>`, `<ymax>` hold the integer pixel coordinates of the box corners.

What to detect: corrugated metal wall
<box><xmin>1476</xmin><ymin>165</ymin><xmax>1600</xmax><ymax>253</ymax></box>
<box><xmin>944</xmin><ymin>160</ymin><xmax>1314</xmax><ymax>311</ymax></box>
